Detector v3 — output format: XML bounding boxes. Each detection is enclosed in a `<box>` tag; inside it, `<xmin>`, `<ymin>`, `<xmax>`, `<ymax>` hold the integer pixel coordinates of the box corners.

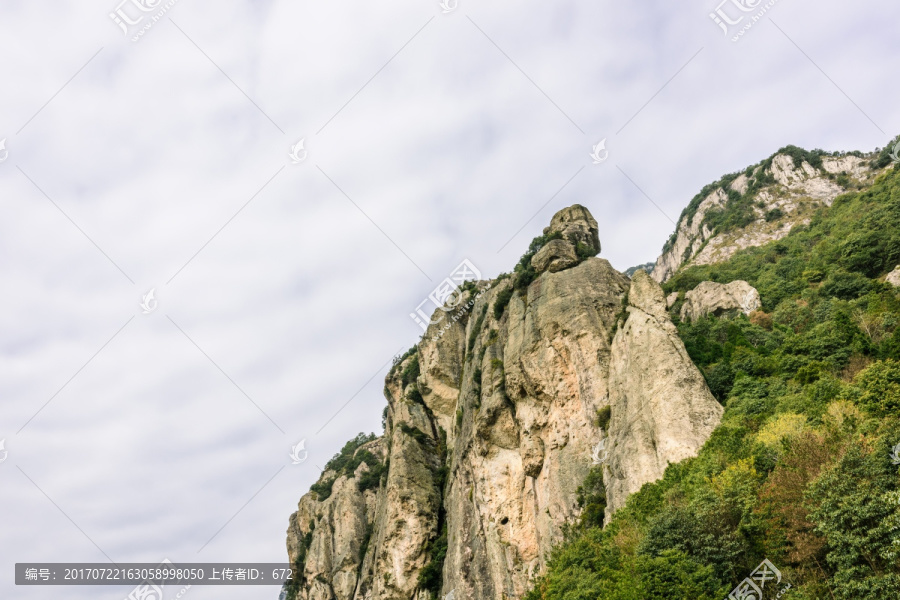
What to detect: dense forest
<box><xmin>525</xmin><ymin>165</ymin><xmax>900</xmax><ymax>599</ymax></box>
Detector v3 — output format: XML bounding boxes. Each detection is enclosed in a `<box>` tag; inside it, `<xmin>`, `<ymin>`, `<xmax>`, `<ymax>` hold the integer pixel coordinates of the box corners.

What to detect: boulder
<box><xmin>666</xmin><ymin>292</ymin><xmax>679</xmax><ymax>308</ymax></box>
<box><xmin>531</xmin><ymin>238</ymin><xmax>578</xmax><ymax>273</ymax></box>
<box><xmin>680</xmin><ymin>280</ymin><xmax>761</xmax><ymax>323</ymax></box>
<box><xmin>886</xmin><ymin>266</ymin><xmax>900</xmax><ymax>287</ymax></box>
<box><xmin>543</xmin><ymin>204</ymin><xmax>601</xmax><ymax>256</ymax></box>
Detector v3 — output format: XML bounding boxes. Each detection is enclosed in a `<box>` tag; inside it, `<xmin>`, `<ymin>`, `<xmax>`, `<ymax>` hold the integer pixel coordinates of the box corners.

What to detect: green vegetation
<box><xmin>400</xmin><ymin>352</ymin><xmax>420</xmax><ymax>387</ymax></box>
<box><xmin>514</xmin><ymin>231</ymin><xmax>564</xmax><ymax>291</ymax></box>
<box><xmin>493</xmin><ymin>285</ymin><xmax>515</xmax><ymax>319</ymax></box>
<box><xmin>596</xmin><ymin>406</ymin><xmax>612</xmax><ymax>431</ymax></box>
<box><xmin>399</xmin><ymin>422</ymin><xmax>432</xmax><ymax>446</ymax></box>
<box><xmin>281</xmin><ymin>520</ymin><xmax>315</xmax><ymax>600</ymax></box>
<box><xmin>661</xmin><ymin>145</ymin><xmax>880</xmax><ymax>256</ymax></box>
<box><xmin>467</xmin><ymin>304</ymin><xmax>488</xmax><ymax>354</ymax></box>
<box><xmin>526</xmin><ymin>160</ymin><xmax>900</xmax><ymax>599</ymax></box>
<box><xmin>418</xmin><ymin>427</ymin><xmax>450</xmax><ymax>596</ymax></box>
<box><xmin>310</xmin><ymin>433</ymin><xmax>382</xmax><ymax>500</ymax></box>
<box><xmin>870</xmin><ymin>134</ymin><xmax>900</xmax><ymax>169</ymax></box>
<box><xmin>575</xmin><ymin>466</ymin><xmax>607</xmax><ymax>530</ymax></box>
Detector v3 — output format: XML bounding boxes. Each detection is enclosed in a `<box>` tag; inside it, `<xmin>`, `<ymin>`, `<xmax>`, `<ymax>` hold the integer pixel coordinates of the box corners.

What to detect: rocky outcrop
<box><xmin>679</xmin><ymin>280</ymin><xmax>761</xmax><ymax>323</ymax></box>
<box><xmin>531</xmin><ymin>239</ymin><xmax>578</xmax><ymax>273</ymax></box>
<box><xmin>886</xmin><ymin>266</ymin><xmax>900</xmax><ymax>287</ymax></box>
<box><xmin>605</xmin><ymin>271</ymin><xmax>724</xmax><ymax>517</ymax></box>
<box><xmin>543</xmin><ymin>204</ymin><xmax>601</xmax><ymax>255</ymax></box>
<box><xmin>651</xmin><ymin>150</ymin><xmax>884</xmax><ymax>283</ymax></box>
<box><xmin>284</xmin><ymin>206</ymin><xmax>721</xmax><ymax>600</ymax></box>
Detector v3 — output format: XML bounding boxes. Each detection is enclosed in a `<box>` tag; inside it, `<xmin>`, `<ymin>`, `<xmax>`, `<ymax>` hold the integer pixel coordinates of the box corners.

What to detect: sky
<box><xmin>0</xmin><ymin>0</ymin><xmax>898</xmax><ymax>599</ymax></box>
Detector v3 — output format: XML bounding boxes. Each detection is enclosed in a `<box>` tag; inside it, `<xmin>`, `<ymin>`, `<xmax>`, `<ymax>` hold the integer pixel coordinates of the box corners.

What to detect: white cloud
<box><xmin>1</xmin><ymin>0</ymin><xmax>898</xmax><ymax>598</ymax></box>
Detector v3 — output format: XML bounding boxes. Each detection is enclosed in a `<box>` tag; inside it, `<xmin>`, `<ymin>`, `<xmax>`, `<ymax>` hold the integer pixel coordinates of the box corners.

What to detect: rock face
<box><xmin>531</xmin><ymin>238</ymin><xmax>578</xmax><ymax>273</ymax></box>
<box><xmin>679</xmin><ymin>280</ymin><xmax>761</xmax><ymax>323</ymax></box>
<box><xmin>605</xmin><ymin>272</ymin><xmax>724</xmax><ymax>517</ymax></box>
<box><xmin>283</xmin><ymin>206</ymin><xmax>722</xmax><ymax>600</ymax></box>
<box><xmin>886</xmin><ymin>266</ymin><xmax>900</xmax><ymax>287</ymax></box>
<box><xmin>651</xmin><ymin>150</ymin><xmax>884</xmax><ymax>283</ymax></box>
<box><xmin>543</xmin><ymin>203</ymin><xmax>601</xmax><ymax>255</ymax></box>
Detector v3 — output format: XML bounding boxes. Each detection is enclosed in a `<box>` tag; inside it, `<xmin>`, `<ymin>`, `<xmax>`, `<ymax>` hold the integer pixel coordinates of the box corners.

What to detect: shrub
<box><xmin>467</xmin><ymin>305</ymin><xmax>488</xmax><ymax>354</ymax></box>
<box><xmin>765</xmin><ymin>208</ymin><xmax>784</xmax><ymax>222</ymax></box>
<box><xmin>400</xmin><ymin>352</ymin><xmax>420</xmax><ymax>387</ymax></box>
<box><xmin>596</xmin><ymin>406</ymin><xmax>612</xmax><ymax>431</ymax></box>
<box><xmin>493</xmin><ymin>286</ymin><xmax>514</xmax><ymax>319</ymax></box>
<box><xmin>850</xmin><ymin>359</ymin><xmax>900</xmax><ymax>416</ymax></box>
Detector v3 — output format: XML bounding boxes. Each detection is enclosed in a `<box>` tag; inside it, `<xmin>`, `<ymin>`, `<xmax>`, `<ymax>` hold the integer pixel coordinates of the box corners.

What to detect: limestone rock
<box><xmin>605</xmin><ymin>271</ymin><xmax>724</xmax><ymax>518</ymax></box>
<box><xmin>531</xmin><ymin>238</ymin><xmax>578</xmax><ymax>273</ymax></box>
<box><xmin>886</xmin><ymin>266</ymin><xmax>900</xmax><ymax>287</ymax></box>
<box><xmin>680</xmin><ymin>280</ymin><xmax>761</xmax><ymax>323</ymax></box>
<box><xmin>543</xmin><ymin>203</ymin><xmax>600</xmax><ymax>255</ymax></box>
<box><xmin>666</xmin><ymin>292</ymin><xmax>679</xmax><ymax>308</ymax></box>
<box><xmin>284</xmin><ymin>205</ymin><xmax>724</xmax><ymax>600</ymax></box>
<box><xmin>651</xmin><ymin>149</ymin><xmax>883</xmax><ymax>283</ymax></box>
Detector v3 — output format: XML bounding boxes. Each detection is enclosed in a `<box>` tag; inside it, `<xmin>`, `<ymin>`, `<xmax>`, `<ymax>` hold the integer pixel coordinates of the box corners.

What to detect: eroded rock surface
<box><xmin>679</xmin><ymin>280</ymin><xmax>761</xmax><ymax>323</ymax></box>
<box><xmin>605</xmin><ymin>272</ymin><xmax>724</xmax><ymax>517</ymax></box>
<box><xmin>284</xmin><ymin>206</ymin><xmax>721</xmax><ymax>600</ymax></box>
<box><xmin>886</xmin><ymin>266</ymin><xmax>900</xmax><ymax>287</ymax></box>
<box><xmin>652</xmin><ymin>150</ymin><xmax>885</xmax><ymax>283</ymax></box>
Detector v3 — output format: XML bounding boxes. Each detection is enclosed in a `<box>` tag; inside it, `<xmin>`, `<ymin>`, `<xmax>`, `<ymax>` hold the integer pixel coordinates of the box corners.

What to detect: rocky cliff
<box><xmin>283</xmin><ymin>205</ymin><xmax>723</xmax><ymax>600</ymax></box>
<box><xmin>651</xmin><ymin>147</ymin><xmax>886</xmax><ymax>283</ymax></box>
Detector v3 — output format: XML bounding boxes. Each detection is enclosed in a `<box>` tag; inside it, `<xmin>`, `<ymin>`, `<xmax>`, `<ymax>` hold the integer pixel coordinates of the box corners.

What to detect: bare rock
<box><xmin>544</xmin><ymin>204</ymin><xmax>601</xmax><ymax>255</ymax></box>
<box><xmin>680</xmin><ymin>280</ymin><xmax>761</xmax><ymax>323</ymax></box>
<box><xmin>886</xmin><ymin>266</ymin><xmax>900</xmax><ymax>287</ymax></box>
<box><xmin>531</xmin><ymin>238</ymin><xmax>578</xmax><ymax>273</ymax></box>
<box><xmin>605</xmin><ymin>271</ymin><xmax>724</xmax><ymax>518</ymax></box>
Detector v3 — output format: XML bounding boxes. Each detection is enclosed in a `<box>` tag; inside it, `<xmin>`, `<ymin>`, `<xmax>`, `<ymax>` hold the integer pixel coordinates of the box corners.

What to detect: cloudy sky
<box><xmin>1</xmin><ymin>0</ymin><xmax>898</xmax><ymax>598</ymax></box>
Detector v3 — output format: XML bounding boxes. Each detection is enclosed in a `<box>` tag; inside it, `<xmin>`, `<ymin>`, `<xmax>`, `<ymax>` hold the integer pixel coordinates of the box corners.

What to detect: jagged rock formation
<box><xmin>284</xmin><ymin>207</ymin><xmax>723</xmax><ymax>600</ymax></box>
<box><xmin>651</xmin><ymin>149</ymin><xmax>884</xmax><ymax>283</ymax></box>
<box><xmin>605</xmin><ymin>271</ymin><xmax>724</xmax><ymax>517</ymax></box>
<box><xmin>679</xmin><ymin>280</ymin><xmax>761</xmax><ymax>323</ymax></box>
<box><xmin>886</xmin><ymin>266</ymin><xmax>900</xmax><ymax>287</ymax></box>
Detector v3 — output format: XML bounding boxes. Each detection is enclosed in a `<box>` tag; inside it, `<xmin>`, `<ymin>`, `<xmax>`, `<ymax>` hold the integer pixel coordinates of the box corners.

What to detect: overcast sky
<box><xmin>1</xmin><ymin>1</ymin><xmax>898</xmax><ymax>599</ymax></box>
